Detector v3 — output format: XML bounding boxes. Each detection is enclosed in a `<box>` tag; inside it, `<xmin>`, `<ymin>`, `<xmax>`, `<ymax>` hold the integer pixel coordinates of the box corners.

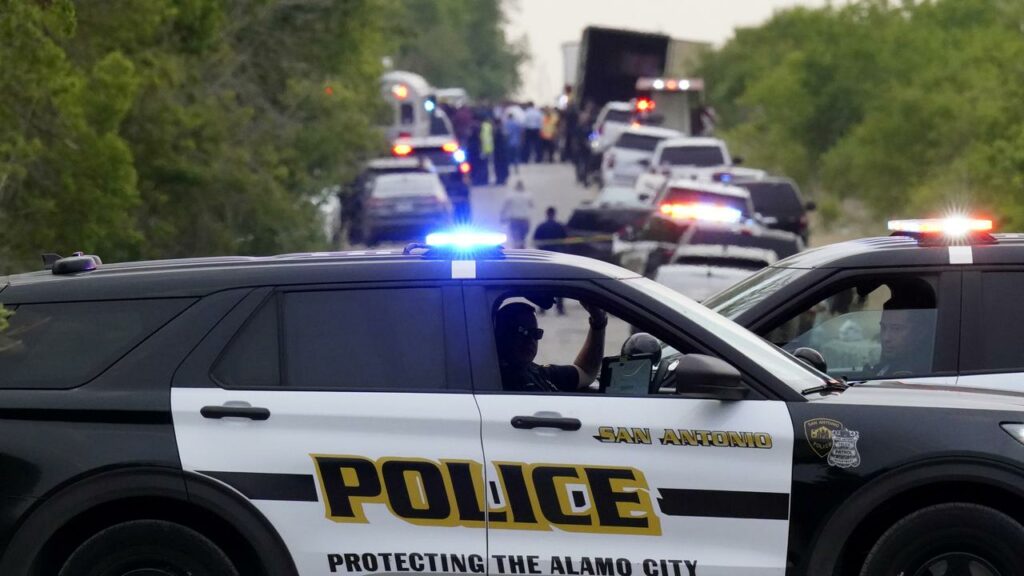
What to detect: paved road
<box><xmin>468</xmin><ymin>162</ymin><xmax>595</xmax><ymax>245</ymax></box>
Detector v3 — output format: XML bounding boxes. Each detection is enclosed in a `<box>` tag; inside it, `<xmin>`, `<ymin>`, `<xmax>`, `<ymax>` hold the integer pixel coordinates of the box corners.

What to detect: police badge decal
<box><xmin>803</xmin><ymin>418</ymin><xmax>861</xmax><ymax>468</ymax></box>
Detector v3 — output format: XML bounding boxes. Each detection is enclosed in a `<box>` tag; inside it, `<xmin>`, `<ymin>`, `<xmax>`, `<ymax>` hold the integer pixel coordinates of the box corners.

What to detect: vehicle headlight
<box><xmin>1000</xmin><ymin>423</ymin><xmax>1024</xmax><ymax>445</ymax></box>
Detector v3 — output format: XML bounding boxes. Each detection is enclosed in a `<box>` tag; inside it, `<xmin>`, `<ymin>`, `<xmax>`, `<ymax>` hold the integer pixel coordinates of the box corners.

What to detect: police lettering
<box><xmin>312</xmin><ymin>455</ymin><xmax>661</xmax><ymax>535</ymax></box>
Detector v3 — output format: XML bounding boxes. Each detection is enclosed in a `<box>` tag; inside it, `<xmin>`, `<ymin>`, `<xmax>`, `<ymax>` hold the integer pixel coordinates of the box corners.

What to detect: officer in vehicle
<box><xmin>870</xmin><ymin>290</ymin><xmax>937</xmax><ymax>377</ymax></box>
<box><xmin>494</xmin><ymin>301</ymin><xmax>607</xmax><ymax>392</ymax></box>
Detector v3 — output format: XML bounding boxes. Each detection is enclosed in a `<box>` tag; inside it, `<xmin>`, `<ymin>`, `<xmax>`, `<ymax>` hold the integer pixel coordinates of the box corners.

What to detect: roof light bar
<box><xmin>425</xmin><ymin>230</ymin><xmax>507</xmax><ymax>249</ymax></box>
<box><xmin>660</xmin><ymin>203</ymin><xmax>743</xmax><ymax>224</ymax></box>
<box><xmin>887</xmin><ymin>217</ymin><xmax>992</xmax><ymax>236</ymax></box>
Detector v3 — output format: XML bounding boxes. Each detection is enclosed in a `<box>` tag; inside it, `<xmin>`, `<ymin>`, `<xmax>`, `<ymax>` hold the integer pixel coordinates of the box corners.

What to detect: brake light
<box><xmin>659</xmin><ymin>203</ymin><xmax>743</xmax><ymax>223</ymax></box>
<box><xmin>442</xmin><ymin>141</ymin><xmax>459</xmax><ymax>153</ymax></box>
<box><xmin>459</xmin><ymin>162</ymin><xmax>471</xmax><ymax>174</ymax></box>
<box><xmin>392</xmin><ymin>143</ymin><xmax>413</xmax><ymax>156</ymax></box>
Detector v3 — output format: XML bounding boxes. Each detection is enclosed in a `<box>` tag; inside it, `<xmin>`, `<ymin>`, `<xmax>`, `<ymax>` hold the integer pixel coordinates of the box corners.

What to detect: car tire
<box><xmin>59</xmin><ymin>519</ymin><xmax>239</xmax><ymax>576</ymax></box>
<box><xmin>859</xmin><ymin>503</ymin><xmax>1024</xmax><ymax>576</ymax></box>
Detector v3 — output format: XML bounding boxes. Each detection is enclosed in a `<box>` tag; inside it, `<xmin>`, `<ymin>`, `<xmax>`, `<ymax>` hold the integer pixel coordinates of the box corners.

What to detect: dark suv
<box><xmin>737</xmin><ymin>177</ymin><xmax>816</xmax><ymax>243</ymax></box>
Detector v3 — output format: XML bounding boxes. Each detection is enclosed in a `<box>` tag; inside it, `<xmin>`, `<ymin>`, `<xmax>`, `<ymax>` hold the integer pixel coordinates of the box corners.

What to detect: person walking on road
<box><xmin>493</xmin><ymin>117</ymin><xmax>510</xmax><ymax>186</ymax></box>
<box><xmin>500</xmin><ymin>180</ymin><xmax>534</xmax><ymax>249</ymax></box>
<box><xmin>504</xmin><ymin>110</ymin><xmax>522</xmax><ymax>175</ymax></box>
<box><xmin>523</xmin><ymin>102</ymin><xmax>543</xmax><ymax>163</ymax></box>
<box><xmin>533</xmin><ymin>206</ymin><xmax>569</xmax><ymax>314</ymax></box>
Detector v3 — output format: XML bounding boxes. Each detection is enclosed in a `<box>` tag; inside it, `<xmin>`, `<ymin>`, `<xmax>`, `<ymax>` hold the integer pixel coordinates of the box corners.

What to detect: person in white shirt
<box><xmin>522</xmin><ymin>103</ymin><xmax>544</xmax><ymax>163</ymax></box>
<box><xmin>500</xmin><ymin>180</ymin><xmax>534</xmax><ymax>249</ymax></box>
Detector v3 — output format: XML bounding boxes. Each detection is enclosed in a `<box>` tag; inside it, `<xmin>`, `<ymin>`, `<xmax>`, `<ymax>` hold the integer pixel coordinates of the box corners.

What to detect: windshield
<box><xmin>625</xmin><ymin>277</ymin><xmax>823</xmax><ymax>393</ymax></box>
<box><xmin>604</xmin><ymin>109</ymin><xmax>632</xmax><ymax>123</ymax></box>
<box><xmin>703</xmin><ymin>265</ymin><xmax>811</xmax><ymax>319</ymax></box>
<box><xmin>660</xmin><ymin>146</ymin><xmax>726</xmax><ymax>167</ymax></box>
<box><xmin>616</xmin><ymin>133</ymin><xmax>665</xmax><ymax>151</ymax></box>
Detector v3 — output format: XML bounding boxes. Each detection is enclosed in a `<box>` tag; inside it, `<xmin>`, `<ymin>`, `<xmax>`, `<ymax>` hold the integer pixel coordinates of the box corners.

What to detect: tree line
<box><xmin>0</xmin><ymin>0</ymin><xmax>524</xmax><ymax>274</ymax></box>
<box><xmin>698</xmin><ymin>0</ymin><xmax>1024</xmax><ymax>228</ymax></box>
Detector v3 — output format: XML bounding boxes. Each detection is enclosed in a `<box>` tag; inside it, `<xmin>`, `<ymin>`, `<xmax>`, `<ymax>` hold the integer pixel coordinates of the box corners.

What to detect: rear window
<box><xmin>616</xmin><ymin>133</ymin><xmax>664</xmax><ymax>152</ymax></box>
<box><xmin>661</xmin><ymin>188</ymin><xmax>750</xmax><ymax>216</ymax></box>
<box><xmin>743</xmin><ymin>182</ymin><xmax>804</xmax><ymax>216</ymax></box>
<box><xmin>0</xmin><ymin>299</ymin><xmax>191</xmax><ymax>389</ymax></box>
<box><xmin>412</xmin><ymin>147</ymin><xmax>456</xmax><ymax>167</ymax></box>
<box><xmin>660</xmin><ymin>146</ymin><xmax>725</xmax><ymax>167</ymax></box>
<box><xmin>604</xmin><ymin>110</ymin><xmax>632</xmax><ymax>123</ymax></box>
<box><xmin>371</xmin><ymin>174</ymin><xmax>442</xmax><ymax>198</ymax></box>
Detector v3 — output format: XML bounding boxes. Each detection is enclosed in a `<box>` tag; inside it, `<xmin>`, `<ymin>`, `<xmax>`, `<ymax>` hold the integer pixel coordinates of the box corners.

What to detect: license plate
<box><xmin>396</xmin><ymin>202</ymin><xmax>414</xmax><ymax>213</ymax></box>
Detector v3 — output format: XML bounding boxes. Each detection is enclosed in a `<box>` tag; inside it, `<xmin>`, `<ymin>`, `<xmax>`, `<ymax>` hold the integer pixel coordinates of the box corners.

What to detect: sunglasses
<box><xmin>515</xmin><ymin>325</ymin><xmax>544</xmax><ymax>340</ymax></box>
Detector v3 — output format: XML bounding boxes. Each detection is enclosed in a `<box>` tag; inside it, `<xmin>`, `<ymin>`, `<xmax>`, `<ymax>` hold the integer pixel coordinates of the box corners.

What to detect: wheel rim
<box><xmin>911</xmin><ymin>552</ymin><xmax>1002</xmax><ymax>576</ymax></box>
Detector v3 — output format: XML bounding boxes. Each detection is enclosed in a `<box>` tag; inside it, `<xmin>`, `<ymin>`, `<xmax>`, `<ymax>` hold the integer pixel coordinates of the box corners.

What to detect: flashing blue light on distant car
<box><xmin>453</xmin><ymin>149</ymin><xmax>467</xmax><ymax>163</ymax></box>
<box><xmin>425</xmin><ymin>230</ymin><xmax>507</xmax><ymax>249</ymax></box>
<box><xmin>424</xmin><ymin>100</ymin><xmax>436</xmax><ymax>112</ymax></box>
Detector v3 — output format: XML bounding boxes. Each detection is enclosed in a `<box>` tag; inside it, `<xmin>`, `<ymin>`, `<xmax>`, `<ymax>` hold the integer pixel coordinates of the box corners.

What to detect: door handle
<box><xmin>201</xmin><ymin>405</ymin><xmax>271</xmax><ymax>421</ymax></box>
<box><xmin>511</xmin><ymin>415</ymin><xmax>581</xmax><ymax>431</ymax></box>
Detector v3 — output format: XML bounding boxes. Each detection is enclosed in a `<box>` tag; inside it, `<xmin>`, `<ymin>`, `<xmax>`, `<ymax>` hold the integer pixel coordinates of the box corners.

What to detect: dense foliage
<box><xmin>0</xmin><ymin>0</ymin><xmax>523</xmax><ymax>273</ymax></box>
<box><xmin>699</xmin><ymin>0</ymin><xmax>1024</xmax><ymax>226</ymax></box>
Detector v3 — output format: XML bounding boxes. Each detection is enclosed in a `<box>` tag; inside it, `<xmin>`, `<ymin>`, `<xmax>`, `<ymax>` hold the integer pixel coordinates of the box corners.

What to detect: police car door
<box><xmin>172</xmin><ymin>284</ymin><xmax>486</xmax><ymax>575</ymax></box>
<box><xmin>464</xmin><ymin>283</ymin><xmax>794</xmax><ymax>576</ymax></box>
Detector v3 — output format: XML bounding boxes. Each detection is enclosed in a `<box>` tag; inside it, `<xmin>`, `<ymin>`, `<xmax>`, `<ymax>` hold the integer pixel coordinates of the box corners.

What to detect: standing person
<box><xmin>452</xmin><ymin>105</ymin><xmax>474</xmax><ymax>147</ymax></box>
<box><xmin>493</xmin><ymin>117</ymin><xmax>510</xmax><ymax>186</ymax></box>
<box><xmin>561</xmin><ymin>103</ymin><xmax>579</xmax><ymax>163</ymax></box>
<box><xmin>540</xmin><ymin>108</ymin><xmax>559</xmax><ymax>163</ymax></box>
<box><xmin>500</xmin><ymin>180</ymin><xmax>533</xmax><ymax>249</ymax></box>
<box><xmin>532</xmin><ymin>206</ymin><xmax>569</xmax><ymax>314</ymax></box>
<box><xmin>504</xmin><ymin>110</ymin><xmax>523</xmax><ymax>175</ymax></box>
<box><xmin>523</xmin><ymin>102</ymin><xmax>543</xmax><ymax>163</ymax></box>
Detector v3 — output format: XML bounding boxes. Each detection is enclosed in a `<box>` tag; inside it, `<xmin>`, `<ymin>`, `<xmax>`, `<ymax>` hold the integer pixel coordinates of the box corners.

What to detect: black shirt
<box><xmin>533</xmin><ymin>220</ymin><xmax>568</xmax><ymax>251</ymax></box>
<box><xmin>500</xmin><ymin>363</ymin><xmax>579</xmax><ymax>392</ymax></box>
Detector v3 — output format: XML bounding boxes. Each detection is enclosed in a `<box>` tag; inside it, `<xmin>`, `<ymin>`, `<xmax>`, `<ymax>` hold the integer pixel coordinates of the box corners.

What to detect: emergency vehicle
<box><xmin>379</xmin><ymin>71</ymin><xmax>454</xmax><ymax>141</ymax></box>
<box><xmin>3</xmin><ymin>230</ymin><xmax>1024</xmax><ymax>576</ymax></box>
<box><xmin>704</xmin><ymin>216</ymin><xmax>1024</xmax><ymax>391</ymax></box>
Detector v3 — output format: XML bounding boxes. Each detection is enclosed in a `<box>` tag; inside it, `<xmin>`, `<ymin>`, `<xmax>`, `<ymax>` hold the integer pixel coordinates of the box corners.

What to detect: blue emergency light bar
<box><xmin>425</xmin><ymin>230</ymin><xmax>507</xmax><ymax>249</ymax></box>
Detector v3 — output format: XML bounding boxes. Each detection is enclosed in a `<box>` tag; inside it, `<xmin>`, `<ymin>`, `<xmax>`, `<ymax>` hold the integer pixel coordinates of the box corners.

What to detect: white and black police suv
<box><xmin>3</xmin><ymin>229</ymin><xmax>1024</xmax><ymax>576</ymax></box>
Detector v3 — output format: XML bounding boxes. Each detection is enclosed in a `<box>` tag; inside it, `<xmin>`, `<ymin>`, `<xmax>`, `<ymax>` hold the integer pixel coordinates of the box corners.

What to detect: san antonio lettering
<box><xmin>593</xmin><ymin>427</ymin><xmax>771</xmax><ymax>449</ymax></box>
<box><xmin>312</xmin><ymin>455</ymin><xmax>661</xmax><ymax>535</ymax></box>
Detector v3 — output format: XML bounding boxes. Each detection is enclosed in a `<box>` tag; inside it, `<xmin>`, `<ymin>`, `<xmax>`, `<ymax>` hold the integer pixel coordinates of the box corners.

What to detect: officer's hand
<box><xmin>581</xmin><ymin>302</ymin><xmax>608</xmax><ymax>329</ymax></box>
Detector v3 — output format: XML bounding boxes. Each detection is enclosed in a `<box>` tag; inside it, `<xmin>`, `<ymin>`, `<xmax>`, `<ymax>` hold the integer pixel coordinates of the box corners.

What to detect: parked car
<box><xmin>600</xmin><ymin>125</ymin><xmax>681</xmax><ymax>187</ymax></box>
<box><xmin>361</xmin><ymin>172</ymin><xmax>452</xmax><ymax>245</ymax></box>
<box><xmin>737</xmin><ymin>177</ymin><xmax>816</xmax><ymax>243</ymax></box>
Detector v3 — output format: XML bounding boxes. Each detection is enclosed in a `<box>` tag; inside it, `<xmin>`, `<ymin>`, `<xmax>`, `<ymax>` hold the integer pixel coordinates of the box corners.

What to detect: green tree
<box><xmin>390</xmin><ymin>0</ymin><xmax>526</xmax><ymax>101</ymax></box>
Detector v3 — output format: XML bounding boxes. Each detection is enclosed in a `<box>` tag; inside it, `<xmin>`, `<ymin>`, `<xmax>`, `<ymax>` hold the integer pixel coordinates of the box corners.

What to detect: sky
<box><xmin>505</xmin><ymin>0</ymin><xmax>830</xmax><ymax>103</ymax></box>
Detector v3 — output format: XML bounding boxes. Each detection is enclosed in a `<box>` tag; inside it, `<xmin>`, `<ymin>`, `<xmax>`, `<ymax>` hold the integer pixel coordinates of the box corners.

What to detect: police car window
<box><xmin>212</xmin><ymin>295</ymin><xmax>281</xmax><ymax>388</ymax></box>
<box><xmin>0</xmin><ymin>299</ymin><xmax>191</xmax><ymax>389</ymax></box>
<box><xmin>616</xmin><ymin>133</ymin><xmax>663</xmax><ymax>151</ymax></box>
<box><xmin>604</xmin><ymin>110</ymin><xmax>631</xmax><ymax>123</ymax></box>
<box><xmin>705</xmin><ymin>266</ymin><xmax>810</xmax><ymax>320</ymax></box>
<box><xmin>969</xmin><ymin>272</ymin><xmax>1024</xmax><ymax>372</ymax></box>
<box><xmin>766</xmin><ymin>279</ymin><xmax>939</xmax><ymax>381</ymax></box>
<box><xmin>283</xmin><ymin>288</ymin><xmax>447</xmax><ymax>391</ymax></box>
<box><xmin>659</xmin><ymin>146</ymin><xmax>725</xmax><ymax>167</ymax></box>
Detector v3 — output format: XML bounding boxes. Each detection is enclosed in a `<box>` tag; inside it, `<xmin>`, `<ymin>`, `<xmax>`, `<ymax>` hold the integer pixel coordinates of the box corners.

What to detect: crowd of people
<box><xmin>442</xmin><ymin>99</ymin><xmax>588</xmax><ymax>187</ymax></box>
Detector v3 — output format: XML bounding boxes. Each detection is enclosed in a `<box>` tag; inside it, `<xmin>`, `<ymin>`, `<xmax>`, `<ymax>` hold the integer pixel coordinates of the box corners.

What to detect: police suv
<box><xmin>3</xmin><ymin>232</ymin><xmax>1024</xmax><ymax>576</ymax></box>
<box><xmin>704</xmin><ymin>217</ymin><xmax>1024</xmax><ymax>390</ymax></box>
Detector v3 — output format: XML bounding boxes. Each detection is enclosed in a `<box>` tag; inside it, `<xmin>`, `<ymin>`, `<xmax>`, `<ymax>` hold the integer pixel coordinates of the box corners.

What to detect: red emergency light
<box><xmin>636</xmin><ymin>98</ymin><xmax>655</xmax><ymax>113</ymax></box>
<box><xmin>392</xmin><ymin>143</ymin><xmax>413</xmax><ymax>156</ymax></box>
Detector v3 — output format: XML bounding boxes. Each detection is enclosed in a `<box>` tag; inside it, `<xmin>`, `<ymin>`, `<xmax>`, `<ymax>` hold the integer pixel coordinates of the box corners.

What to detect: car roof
<box><xmin>773</xmin><ymin>233</ymin><xmax>1024</xmax><ymax>269</ymax></box>
<box><xmin>663</xmin><ymin>179</ymin><xmax>751</xmax><ymax>199</ymax></box>
<box><xmin>601</xmin><ymin>101</ymin><xmax>633</xmax><ymax>112</ymax></box>
<box><xmin>657</xmin><ymin>137</ymin><xmax>727</xmax><ymax>149</ymax></box>
<box><xmin>2</xmin><ymin>250</ymin><xmax>640</xmax><ymax>303</ymax></box>
<box><xmin>395</xmin><ymin>136</ymin><xmax>457</xmax><ymax>148</ymax></box>
<box><xmin>366</xmin><ymin>157</ymin><xmax>435</xmax><ymax>170</ymax></box>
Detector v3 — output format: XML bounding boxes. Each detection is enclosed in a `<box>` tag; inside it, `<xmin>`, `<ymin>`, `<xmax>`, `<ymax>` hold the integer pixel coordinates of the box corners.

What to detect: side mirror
<box><xmin>732</xmin><ymin>156</ymin><xmax>744</xmax><ymax>165</ymax></box>
<box><xmin>793</xmin><ymin>347</ymin><xmax>827</xmax><ymax>373</ymax></box>
<box><xmin>673</xmin><ymin>354</ymin><xmax>747</xmax><ymax>401</ymax></box>
<box><xmin>805</xmin><ymin>200</ymin><xmax>817</xmax><ymax>211</ymax></box>
<box><xmin>638</xmin><ymin>193</ymin><xmax>650</xmax><ymax>202</ymax></box>
<box><xmin>638</xmin><ymin>158</ymin><xmax>651</xmax><ymax>167</ymax></box>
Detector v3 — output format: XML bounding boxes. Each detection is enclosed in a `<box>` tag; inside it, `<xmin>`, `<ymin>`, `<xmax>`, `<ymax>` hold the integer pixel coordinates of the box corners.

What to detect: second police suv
<box><xmin>2</xmin><ymin>227</ymin><xmax>1024</xmax><ymax>576</ymax></box>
